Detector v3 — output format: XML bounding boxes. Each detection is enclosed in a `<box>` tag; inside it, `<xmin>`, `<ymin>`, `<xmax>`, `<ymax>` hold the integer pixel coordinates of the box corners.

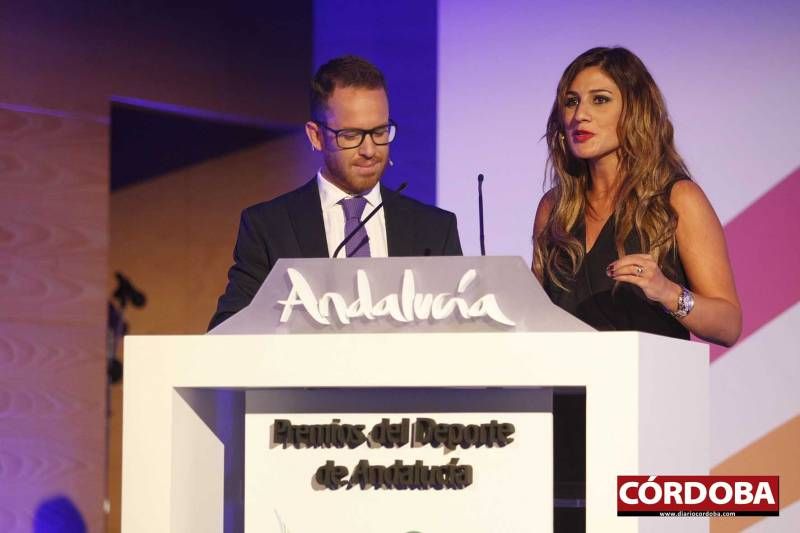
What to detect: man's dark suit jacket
<box><xmin>208</xmin><ymin>178</ymin><xmax>462</xmax><ymax>330</ymax></box>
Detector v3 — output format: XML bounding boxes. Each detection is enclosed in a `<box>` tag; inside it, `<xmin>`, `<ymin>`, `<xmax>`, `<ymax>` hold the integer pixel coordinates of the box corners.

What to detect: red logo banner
<box><xmin>617</xmin><ymin>475</ymin><xmax>779</xmax><ymax>517</ymax></box>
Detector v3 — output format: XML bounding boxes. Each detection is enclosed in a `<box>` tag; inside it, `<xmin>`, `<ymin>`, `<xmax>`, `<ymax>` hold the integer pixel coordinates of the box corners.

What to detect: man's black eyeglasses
<box><xmin>316</xmin><ymin>120</ymin><xmax>397</xmax><ymax>149</ymax></box>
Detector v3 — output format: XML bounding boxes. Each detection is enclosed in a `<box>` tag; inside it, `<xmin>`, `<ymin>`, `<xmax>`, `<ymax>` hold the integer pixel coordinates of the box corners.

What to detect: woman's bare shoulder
<box><xmin>533</xmin><ymin>188</ymin><xmax>556</xmax><ymax>237</ymax></box>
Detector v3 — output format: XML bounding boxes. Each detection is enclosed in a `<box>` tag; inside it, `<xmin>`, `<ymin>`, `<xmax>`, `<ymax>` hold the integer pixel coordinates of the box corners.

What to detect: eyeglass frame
<box><xmin>314</xmin><ymin>119</ymin><xmax>398</xmax><ymax>150</ymax></box>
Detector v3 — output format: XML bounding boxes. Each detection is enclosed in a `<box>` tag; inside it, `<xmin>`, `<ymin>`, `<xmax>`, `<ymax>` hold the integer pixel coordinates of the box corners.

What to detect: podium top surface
<box><xmin>209</xmin><ymin>256</ymin><xmax>593</xmax><ymax>335</ymax></box>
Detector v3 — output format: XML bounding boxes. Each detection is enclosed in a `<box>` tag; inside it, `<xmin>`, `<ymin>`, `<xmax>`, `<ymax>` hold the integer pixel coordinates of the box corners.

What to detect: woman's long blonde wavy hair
<box><xmin>533</xmin><ymin>47</ymin><xmax>691</xmax><ymax>291</ymax></box>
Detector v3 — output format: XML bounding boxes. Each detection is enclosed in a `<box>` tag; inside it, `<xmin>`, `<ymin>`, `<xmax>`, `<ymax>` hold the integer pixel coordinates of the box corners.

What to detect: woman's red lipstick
<box><xmin>572</xmin><ymin>130</ymin><xmax>594</xmax><ymax>142</ymax></box>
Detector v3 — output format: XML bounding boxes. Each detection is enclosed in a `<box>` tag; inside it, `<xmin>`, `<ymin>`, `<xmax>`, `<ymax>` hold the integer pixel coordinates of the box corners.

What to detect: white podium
<box><xmin>121</xmin><ymin>257</ymin><xmax>709</xmax><ymax>532</ymax></box>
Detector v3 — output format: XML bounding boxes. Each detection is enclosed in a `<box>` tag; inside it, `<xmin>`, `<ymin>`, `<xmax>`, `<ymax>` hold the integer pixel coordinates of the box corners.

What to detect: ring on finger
<box><xmin>635</xmin><ymin>265</ymin><xmax>645</xmax><ymax>276</ymax></box>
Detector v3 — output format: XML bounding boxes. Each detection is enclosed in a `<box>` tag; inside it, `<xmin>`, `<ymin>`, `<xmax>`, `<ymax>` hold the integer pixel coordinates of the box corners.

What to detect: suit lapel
<box><xmin>383</xmin><ymin>184</ymin><xmax>415</xmax><ymax>256</ymax></box>
<box><xmin>286</xmin><ymin>178</ymin><xmax>329</xmax><ymax>258</ymax></box>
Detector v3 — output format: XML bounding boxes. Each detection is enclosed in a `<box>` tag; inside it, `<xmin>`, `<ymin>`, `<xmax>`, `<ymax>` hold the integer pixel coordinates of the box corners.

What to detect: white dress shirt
<box><xmin>317</xmin><ymin>171</ymin><xmax>388</xmax><ymax>258</ymax></box>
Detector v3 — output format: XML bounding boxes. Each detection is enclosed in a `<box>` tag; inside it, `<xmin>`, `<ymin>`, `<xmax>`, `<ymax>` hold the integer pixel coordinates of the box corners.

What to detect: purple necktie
<box><xmin>340</xmin><ymin>196</ymin><xmax>371</xmax><ymax>257</ymax></box>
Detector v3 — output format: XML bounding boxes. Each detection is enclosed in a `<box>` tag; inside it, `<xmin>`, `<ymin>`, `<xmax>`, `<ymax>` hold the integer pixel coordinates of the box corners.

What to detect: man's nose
<box><xmin>358</xmin><ymin>134</ymin><xmax>377</xmax><ymax>157</ymax></box>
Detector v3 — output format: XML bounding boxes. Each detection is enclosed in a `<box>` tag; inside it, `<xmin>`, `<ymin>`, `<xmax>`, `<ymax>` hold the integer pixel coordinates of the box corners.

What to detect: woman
<box><xmin>532</xmin><ymin>47</ymin><xmax>741</xmax><ymax>346</ymax></box>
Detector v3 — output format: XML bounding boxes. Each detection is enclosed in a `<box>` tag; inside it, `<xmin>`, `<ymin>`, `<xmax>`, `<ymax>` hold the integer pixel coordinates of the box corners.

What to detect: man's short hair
<box><xmin>310</xmin><ymin>55</ymin><xmax>387</xmax><ymax>122</ymax></box>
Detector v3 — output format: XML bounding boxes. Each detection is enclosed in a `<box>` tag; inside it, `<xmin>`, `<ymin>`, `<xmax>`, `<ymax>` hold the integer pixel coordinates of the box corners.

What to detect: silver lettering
<box><xmin>278</xmin><ymin>269</ymin><xmax>516</xmax><ymax>327</ymax></box>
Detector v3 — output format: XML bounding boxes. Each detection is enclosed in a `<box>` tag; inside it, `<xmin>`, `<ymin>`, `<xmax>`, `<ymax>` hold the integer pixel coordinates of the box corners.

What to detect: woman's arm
<box><xmin>609</xmin><ymin>180</ymin><xmax>742</xmax><ymax>346</ymax></box>
<box><xmin>531</xmin><ymin>190</ymin><xmax>555</xmax><ymax>283</ymax></box>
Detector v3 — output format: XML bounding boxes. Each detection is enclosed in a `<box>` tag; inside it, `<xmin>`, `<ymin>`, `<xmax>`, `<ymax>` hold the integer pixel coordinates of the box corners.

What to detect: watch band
<box><xmin>670</xmin><ymin>286</ymin><xmax>695</xmax><ymax>318</ymax></box>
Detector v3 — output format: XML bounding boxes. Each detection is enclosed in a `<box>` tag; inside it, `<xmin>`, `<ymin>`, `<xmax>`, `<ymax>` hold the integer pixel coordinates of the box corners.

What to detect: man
<box><xmin>208</xmin><ymin>56</ymin><xmax>462</xmax><ymax>330</ymax></box>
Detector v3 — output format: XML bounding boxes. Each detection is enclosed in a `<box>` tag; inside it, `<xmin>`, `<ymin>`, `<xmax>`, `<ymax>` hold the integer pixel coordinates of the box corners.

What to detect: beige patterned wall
<box><xmin>0</xmin><ymin>107</ymin><xmax>109</xmax><ymax>531</ymax></box>
<box><xmin>2</xmin><ymin>4</ymin><xmax>311</xmax><ymax>531</ymax></box>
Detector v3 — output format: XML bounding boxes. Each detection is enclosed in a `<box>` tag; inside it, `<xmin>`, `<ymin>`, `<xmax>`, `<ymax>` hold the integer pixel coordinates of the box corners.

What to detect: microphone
<box><xmin>478</xmin><ymin>173</ymin><xmax>486</xmax><ymax>256</ymax></box>
<box><xmin>333</xmin><ymin>182</ymin><xmax>408</xmax><ymax>258</ymax></box>
<box><xmin>113</xmin><ymin>272</ymin><xmax>147</xmax><ymax>308</ymax></box>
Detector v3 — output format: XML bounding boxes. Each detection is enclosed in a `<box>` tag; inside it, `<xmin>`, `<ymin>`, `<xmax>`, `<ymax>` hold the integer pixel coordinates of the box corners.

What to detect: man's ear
<box><xmin>305</xmin><ymin>121</ymin><xmax>323</xmax><ymax>151</ymax></box>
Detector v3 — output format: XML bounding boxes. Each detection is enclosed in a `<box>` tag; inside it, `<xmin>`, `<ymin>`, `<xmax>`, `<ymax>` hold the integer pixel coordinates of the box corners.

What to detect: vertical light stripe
<box><xmin>710</xmin><ymin>303</ymin><xmax>800</xmax><ymax>465</ymax></box>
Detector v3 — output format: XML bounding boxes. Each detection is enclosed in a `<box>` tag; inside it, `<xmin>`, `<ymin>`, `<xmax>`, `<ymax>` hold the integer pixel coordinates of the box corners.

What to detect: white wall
<box><xmin>438</xmin><ymin>0</ymin><xmax>800</xmax><ymax>257</ymax></box>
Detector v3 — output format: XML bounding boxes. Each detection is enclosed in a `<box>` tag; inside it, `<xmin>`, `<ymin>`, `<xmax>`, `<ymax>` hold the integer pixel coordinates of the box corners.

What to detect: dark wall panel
<box><xmin>3</xmin><ymin>1</ymin><xmax>312</xmax><ymax>124</ymax></box>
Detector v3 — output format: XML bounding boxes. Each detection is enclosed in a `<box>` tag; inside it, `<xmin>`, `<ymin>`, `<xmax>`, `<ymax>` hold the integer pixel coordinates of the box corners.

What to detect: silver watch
<box><xmin>670</xmin><ymin>286</ymin><xmax>695</xmax><ymax>318</ymax></box>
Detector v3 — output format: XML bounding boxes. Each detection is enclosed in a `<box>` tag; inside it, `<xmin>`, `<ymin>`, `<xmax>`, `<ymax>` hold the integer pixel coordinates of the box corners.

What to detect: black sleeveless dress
<box><xmin>543</xmin><ymin>216</ymin><xmax>690</xmax><ymax>340</ymax></box>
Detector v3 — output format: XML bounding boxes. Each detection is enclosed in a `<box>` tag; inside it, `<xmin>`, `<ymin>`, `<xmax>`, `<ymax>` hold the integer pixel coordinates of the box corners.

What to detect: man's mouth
<box><xmin>354</xmin><ymin>160</ymin><xmax>380</xmax><ymax>170</ymax></box>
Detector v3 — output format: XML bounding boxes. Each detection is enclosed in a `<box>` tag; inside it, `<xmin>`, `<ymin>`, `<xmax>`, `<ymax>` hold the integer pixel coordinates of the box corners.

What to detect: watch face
<box><xmin>670</xmin><ymin>287</ymin><xmax>693</xmax><ymax>318</ymax></box>
<box><xmin>674</xmin><ymin>288</ymin><xmax>694</xmax><ymax>318</ymax></box>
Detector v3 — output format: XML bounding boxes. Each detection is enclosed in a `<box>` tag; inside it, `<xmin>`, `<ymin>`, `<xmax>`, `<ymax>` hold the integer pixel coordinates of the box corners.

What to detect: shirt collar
<box><xmin>316</xmin><ymin>169</ymin><xmax>383</xmax><ymax>209</ymax></box>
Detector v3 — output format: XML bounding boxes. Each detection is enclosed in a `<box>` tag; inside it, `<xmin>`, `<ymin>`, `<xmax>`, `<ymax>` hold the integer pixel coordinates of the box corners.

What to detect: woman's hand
<box><xmin>607</xmin><ymin>181</ymin><xmax>741</xmax><ymax>347</ymax></box>
<box><xmin>607</xmin><ymin>253</ymin><xmax>681</xmax><ymax>311</ymax></box>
